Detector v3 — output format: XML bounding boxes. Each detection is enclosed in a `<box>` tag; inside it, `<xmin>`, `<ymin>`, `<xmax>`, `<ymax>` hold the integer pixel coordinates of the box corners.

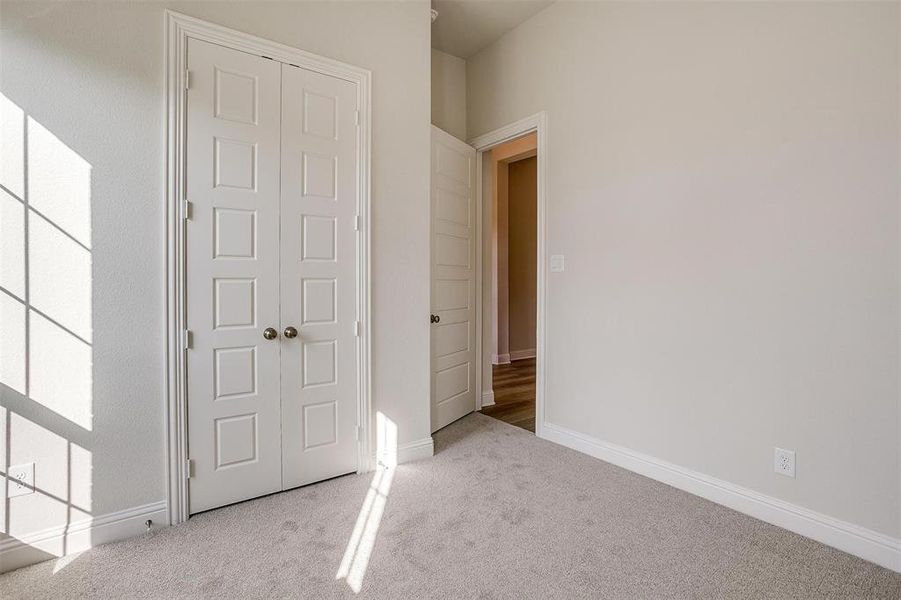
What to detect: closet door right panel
<box><xmin>279</xmin><ymin>64</ymin><xmax>359</xmax><ymax>488</ymax></box>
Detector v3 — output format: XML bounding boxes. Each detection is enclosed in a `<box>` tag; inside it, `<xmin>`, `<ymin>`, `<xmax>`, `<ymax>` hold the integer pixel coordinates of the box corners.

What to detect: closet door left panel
<box><xmin>185</xmin><ymin>38</ymin><xmax>283</xmax><ymax>514</ymax></box>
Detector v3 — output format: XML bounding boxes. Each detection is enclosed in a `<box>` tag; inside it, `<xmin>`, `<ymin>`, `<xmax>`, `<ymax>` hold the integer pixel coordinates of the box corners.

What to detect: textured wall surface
<box><xmin>507</xmin><ymin>157</ymin><xmax>537</xmax><ymax>354</ymax></box>
<box><xmin>468</xmin><ymin>1</ymin><xmax>901</xmax><ymax>537</ymax></box>
<box><xmin>431</xmin><ymin>48</ymin><xmax>466</xmax><ymax>140</ymax></box>
<box><xmin>0</xmin><ymin>0</ymin><xmax>431</xmax><ymax>549</ymax></box>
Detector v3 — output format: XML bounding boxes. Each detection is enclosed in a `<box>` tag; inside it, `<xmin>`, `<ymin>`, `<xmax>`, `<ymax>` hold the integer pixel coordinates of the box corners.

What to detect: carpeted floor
<box><xmin>2</xmin><ymin>413</ymin><xmax>900</xmax><ymax>599</ymax></box>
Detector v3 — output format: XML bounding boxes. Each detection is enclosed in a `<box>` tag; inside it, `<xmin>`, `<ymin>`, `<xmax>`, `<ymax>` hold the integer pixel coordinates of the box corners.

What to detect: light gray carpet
<box><xmin>2</xmin><ymin>413</ymin><xmax>899</xmax><ymax>599</ymax></box>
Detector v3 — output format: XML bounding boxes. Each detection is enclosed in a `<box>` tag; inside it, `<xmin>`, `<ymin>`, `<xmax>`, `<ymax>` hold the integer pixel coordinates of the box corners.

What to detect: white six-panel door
<box><xmin>279</xmin><ymin>64</ymin><xmax>358</xmax><ymax>488</ymax></box>
<box><xmin>185</xmin><ymin>38</ymin><xmax>359</xmax><ymax>514</ymax></box>
<box><xmin>186</xmin><ymin>39</ymin><xmax>283</xmax><ymax>513</ymax></box>
<box><xmin>430</xmin><ymin>126</ymin><xmax>477</xmax><ymax>432</ymax></box>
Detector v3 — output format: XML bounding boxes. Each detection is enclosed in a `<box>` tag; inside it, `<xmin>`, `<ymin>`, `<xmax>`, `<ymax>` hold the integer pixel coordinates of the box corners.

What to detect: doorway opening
<box><xmin>479</xmin><ymin>133</ymin><xmax>538</xmax><ymax>433</ymax></box>
<box><xmin>428</xmin><ymin>112</ymin><xmax>546</xmax><ymax>438</ymax></box>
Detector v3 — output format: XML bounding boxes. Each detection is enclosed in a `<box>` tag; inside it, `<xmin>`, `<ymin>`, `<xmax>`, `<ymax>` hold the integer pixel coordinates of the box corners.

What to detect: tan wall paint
<box><xmin>488</xmin><ymin>134</ymin><xmax>537</xmax><ymax>364</ymax></box>
<box><xmin>507</xmin><ymin>157</ymin><xmax>537</xmax><ymax>355</ymax></box>
<box><xmin>491</xmin><ymin>132</ymin><xmax>537</xmax><ymax>162</ymax></box>
<box><xmin>468</xmin><ymin>1</ymin><xmax>901</xmax><ymax>537</ymax></box>
<box><xmin>494</xmin><ymin>160</ymin><xmax>509</xmax><ymax>360</ymax></box>
<box><xmin>431</xmin><ymin>48</ymin><xmax>466</xmax><ymax>141</ymax></box>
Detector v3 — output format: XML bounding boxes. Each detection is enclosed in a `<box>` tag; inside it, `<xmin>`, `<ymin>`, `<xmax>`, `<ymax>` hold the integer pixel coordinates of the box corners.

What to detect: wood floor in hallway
<box><xmin>481</xmin><ymin>357</ymin><xmax>535</xmax><ymax>432</ymax></box>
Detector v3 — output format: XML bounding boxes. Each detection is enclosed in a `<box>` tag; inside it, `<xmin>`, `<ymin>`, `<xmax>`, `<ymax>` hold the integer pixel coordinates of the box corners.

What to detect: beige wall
<box><xmin>507</xmin><ymin>157</ymin><xmax>537</xmax><ymax>355</ymax></box>
<box><xmin>431</xmin><ymin>48</ymin><xmax>466</xmax><ymax>140</ymax></box>
<box><xmin>1</xmin><ymin>0</ymin><xmax>430</xmax><ymax>561</ymax></box>
<box><xmin>488</xmin><ymin>134</ymin><xmax>537</xmax><ymax>364</ymax></box>
<box><xmin>468</xmin><ymin>1</ymin><xmax>901</xmax><ymax>538</ymax></box>
<box><xmin>491</xmin><ymin>132</ymin><xmax>537</xmax><ymax>163</ymax></box>
<box><xmin>494</xmin><ymin>156</ymin><xmax>509</xmax><ymax>360</ymax></box>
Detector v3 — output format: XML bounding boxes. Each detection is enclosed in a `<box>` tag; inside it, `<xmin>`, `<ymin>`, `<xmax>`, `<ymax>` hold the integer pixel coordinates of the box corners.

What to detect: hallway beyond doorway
<box><xmin>481</xmin><ymin>358</ymin><xmax>535</xmax><ymax>432</ymax></box>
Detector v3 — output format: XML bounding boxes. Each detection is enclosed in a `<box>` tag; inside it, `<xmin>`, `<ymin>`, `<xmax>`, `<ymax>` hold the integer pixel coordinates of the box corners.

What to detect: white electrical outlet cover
<box><xmin>774</xmin><ymin>448</ymin><xmax>795</xmax><ymax>478</ymax></box>
<box><xmin>8</xmin><ymin>462</ymin><xmax>35</xmax><ymax>497</ymax></box>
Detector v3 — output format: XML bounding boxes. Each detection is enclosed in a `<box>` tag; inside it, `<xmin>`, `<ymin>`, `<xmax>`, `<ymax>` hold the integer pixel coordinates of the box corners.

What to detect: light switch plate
<box><xmin>550</xmin><ymin>254</ymin><xmax>565</xmax><ymax>272</ymax></box>
<box><xmin>8</xmin><ymin>462</ymin><xmax>35</xmax><ymax>497</ymax></box>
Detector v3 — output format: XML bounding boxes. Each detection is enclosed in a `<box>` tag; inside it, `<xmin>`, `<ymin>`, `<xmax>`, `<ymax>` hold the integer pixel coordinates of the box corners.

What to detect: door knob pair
<box><xmin>263</xmin><ymin>327</ymin><xmax>298</xmax><ymax>340</ymax></box>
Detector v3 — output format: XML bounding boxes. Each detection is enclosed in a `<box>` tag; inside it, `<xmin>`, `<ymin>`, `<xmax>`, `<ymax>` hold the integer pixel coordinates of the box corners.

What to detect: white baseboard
<box><xmin>541</xmin><ymin>422</ymin><xmax>901</xmax><ymax>573</ymax></box>
<box><xmin>374</xmin><ymin>436</ymin><xmax>434</xmax><ymax>468</ymax></box>
<box><xmin>480</xmin><ymin>390</ymin><xmax>496</xmax><ymax>407</ymax></box>
<box><xmin>398</xmin><ymin>436</ymin><xmax>434</xmax><ymax>463</ymax></box>
<box><xmin>0</xmin><ymin>500</ymin><xmax>168</xmax><ymax>574</ymax></box>
<box><xmin>509</xmin><ymin>348</ymin><xmax>536</xmax><ymax>361</ymax></box>
<box><xmin>492</xmin><ymin>353</ymin><xmax>511</xmax><ymax>365</ymax></box>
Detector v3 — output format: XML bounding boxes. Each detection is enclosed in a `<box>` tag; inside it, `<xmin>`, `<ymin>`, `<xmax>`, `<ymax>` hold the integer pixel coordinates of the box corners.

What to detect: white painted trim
<box><xmin>469</xmin><ymin>113</ymin><xmax>546</xmax><ymax>153</ymax></box>
<box><xmin>164</xmin><ymin>10</ymin><xmax>372</xmax><ymax>526</ymax></box>
<box><xmin>372</xmin><ymin>437</ymin><xmax>434</xmax><ymax>468</ymax></box>
<box><xmin>397</xmin><ymin>437</ymin><xmax>435</xmax><ymax>464</ymax></box>
<box><xmin>470</xmin><ymin>112</ymin><xmax>548</xmax><ymax>437</ymax></box>
<box><xmin>0</xmin><ymin>501</ymin><xmax>167</xmax><ymax>574</ymax></box>
<box><xmin>492</xmin><ymin>353</ymin><xmax>511</xmax><ymax>365</ymax></box>
<box><xmin>509</xmin><ymin>348</ymin><xmax>535</xmax><ymax>361</ymax></box>
<box><xmin>474</xmin><ymin>137</ymin><xmax>483</xmax><ymax>414</ymax></box>
<box><xmin>542</xmin><ymin>422</ymin><xmax>901</xmax><ymax>573</ymax></box>
<box><xmin>475</xmin><ymin>149</ymin><xmax>487</xmax><ymax>410</ymax></box>
<box><xmin>480</xmin><ymin>390</ymin><xmax>496</xmax><ymax>407</ymax></box>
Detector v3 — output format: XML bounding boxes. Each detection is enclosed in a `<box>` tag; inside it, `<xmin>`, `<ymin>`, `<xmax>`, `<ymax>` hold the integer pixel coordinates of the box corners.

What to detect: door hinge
<box><xmin>354</xmin><ymin>109</ymin><xmax>360</xmax><ymax>126</ymax></box>
<box><xmin>184</xmin><ymin>329</ymin><xmax>193</xmax><ymax>349</ymax></box>
<box><xmin>184</xmin><ymin>199</ymin><xmax>192</xmax><ymax>220</ymax></box>
<box><xmin>185</xmin><ymin>459</ymin><xmax>192</xmax><ymax>479</ymax></box>
<box><xmin>184</xmin><ymin>70</ymin><xmax>191</xmax><ymax>91</ymax></box>
<box><xmin>355</xmin><ymin>426</ymin><xmax>363</xmax><ymax>442</ymax></box>
<box><xmin>354</xmin><ymin>214</ymin><xmax>362</xmax><ymax>231</ymax></box>
<box><xmin>353</xmin><ymin>320</ymin><xmax>361</xmax><ymax>337</ymax></box>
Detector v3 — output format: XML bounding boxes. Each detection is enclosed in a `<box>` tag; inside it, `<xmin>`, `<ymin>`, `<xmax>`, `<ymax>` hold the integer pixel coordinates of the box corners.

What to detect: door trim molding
<box><xmin>164</xmin><ymin>10</ymin><xmax>372</xmax><ymax>526</ymax></box>
<box><xmin>469</xmin><ymin>112</ymin><xmax>548</xmax><ymax>437</ymax></box>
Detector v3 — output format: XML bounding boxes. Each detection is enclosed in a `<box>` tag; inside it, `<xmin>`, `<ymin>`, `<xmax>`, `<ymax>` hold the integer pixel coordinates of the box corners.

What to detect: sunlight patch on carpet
<box><xmin>335</xmin><ymin>412</ymin><xmax>398</xmax><ymax>592</ymax></box>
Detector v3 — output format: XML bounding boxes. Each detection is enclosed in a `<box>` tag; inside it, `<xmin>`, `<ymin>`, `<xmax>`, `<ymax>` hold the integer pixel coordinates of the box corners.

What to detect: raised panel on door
<box><xmin>430</xmin><ymin>127</ymin><xmax>477</xmax><ymax>432</ymax></box>
<box><xmin>185</xmin><ymin>38</ymin><xmax>282</xmax><ymax>514</ymax></box>
<box><xmin>279</xmin><ymin>63</ymin><xmax>359</xmax><ymax>488</ymax></box>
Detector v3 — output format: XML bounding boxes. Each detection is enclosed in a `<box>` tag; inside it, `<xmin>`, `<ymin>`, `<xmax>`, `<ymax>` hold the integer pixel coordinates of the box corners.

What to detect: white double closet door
<box><xmin>185</xmin><ymin>38</ymin><xmax>359</xmax><ymax>514</ymax></box>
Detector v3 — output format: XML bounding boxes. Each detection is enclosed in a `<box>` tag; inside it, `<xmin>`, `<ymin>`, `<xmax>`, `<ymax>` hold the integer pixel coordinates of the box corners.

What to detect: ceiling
<box><xmin>431</xmin><ymin>0</ymin><xmax>555</xmax><ymax>59</ymax></box>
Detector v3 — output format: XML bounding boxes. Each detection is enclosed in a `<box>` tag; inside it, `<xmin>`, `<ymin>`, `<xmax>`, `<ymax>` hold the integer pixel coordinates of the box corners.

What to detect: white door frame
<box><xmin>164</xmin><ymin>10</ymin><xmax>372</xmax><ymax>526</ymax></box>
<box><xmin>468</xmin><ymin>112</ymin><xmax>548</xmax><ymax>438</ymax></box>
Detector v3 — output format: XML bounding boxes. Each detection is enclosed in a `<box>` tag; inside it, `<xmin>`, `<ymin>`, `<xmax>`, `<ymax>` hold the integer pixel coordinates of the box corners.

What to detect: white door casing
<box><xmin>185</xmin><ymin>38</ymin><xmax>283</xmax><ymax>513</ymax></box>
<box><xmin>279</xmin><ymin>63</ymin><xmax>359</xmax><ymax>488</ymax></box>
<box><xmin>430</xmin><ymin>127</ymin><xmax>477</xmax><ymax>432</ymax></box>
<box><xmin>468</xmin><ymin>111</ymin><xmax>548</xmax><ymax>435</ymax></box>
<box><xmin>167</xmin><ymin>12</ymin><xmax>373</xmax><ymax>525</ymax></box>
<box><xmin>184</xmin><ymin>37</ymin><xmax>362</xmax><ymax>515</ymax></box>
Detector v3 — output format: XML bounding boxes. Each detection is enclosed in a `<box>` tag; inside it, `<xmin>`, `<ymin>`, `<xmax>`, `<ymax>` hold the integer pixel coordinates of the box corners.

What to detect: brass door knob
<box><xmin>284</xmin><ymin>326</ymin><xmax>298</xmax><ymax>339</ymax></box>
<box><xmin>263</xmin><ymin>327</ymin><xmax>278</xmax><ymax>340</ymax></box>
